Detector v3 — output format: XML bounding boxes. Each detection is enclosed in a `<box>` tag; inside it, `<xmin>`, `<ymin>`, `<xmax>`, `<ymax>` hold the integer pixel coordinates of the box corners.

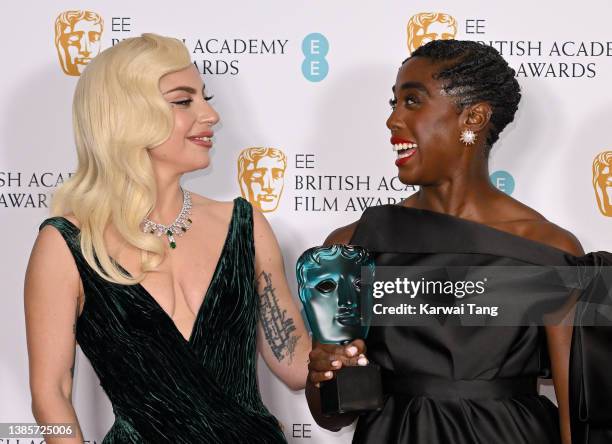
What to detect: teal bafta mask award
<box><xmin>297</xmin><ymin>245</ymin><xmax>383</xmax><ymax>415</ymax></box>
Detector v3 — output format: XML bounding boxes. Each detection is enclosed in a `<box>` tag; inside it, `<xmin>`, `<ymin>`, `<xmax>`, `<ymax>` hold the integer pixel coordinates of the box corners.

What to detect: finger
<box><xmin>309</xmin><ymin>370</ymin><xmax>335</xmax><ymax>384</ymax></box>
<box><xmin>343</xmin><ymin>353</ymin><xmax>369</xmax><ymax>367</ymax></box>
<box><xmin>346</xmin><ymin>339</ymin><xmax>366</xmax><ymax>356</ymax></box>
<box><xmin>308</xmin><ymin>358</ymin><xmax>342</xmax><ymax>372</ymax></box>
<box><xmin>310</xmin><ymin>345</ymin><xmax>355</xmax><ymax>364</ymax></box>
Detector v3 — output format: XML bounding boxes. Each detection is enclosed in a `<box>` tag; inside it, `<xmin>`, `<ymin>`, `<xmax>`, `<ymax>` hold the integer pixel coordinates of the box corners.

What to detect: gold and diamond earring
<box><xmin>460</xmin><ymin>129</ymin><xmax>477</xmax><ymax>146</ymax></box>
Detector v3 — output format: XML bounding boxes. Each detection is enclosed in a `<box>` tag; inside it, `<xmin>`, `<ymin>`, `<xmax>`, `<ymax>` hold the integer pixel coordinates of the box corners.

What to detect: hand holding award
<box><xmin>297</xmin><ymin>245</ymin><xmax>383</xmax><ymax>415</ymax></box>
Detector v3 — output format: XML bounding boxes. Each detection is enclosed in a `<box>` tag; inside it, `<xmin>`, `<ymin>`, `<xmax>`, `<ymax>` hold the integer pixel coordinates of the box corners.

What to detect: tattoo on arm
<box><xmin>257</xmin><ymin>270</ymin><xmax>300</xmax><ymax>364</ymax></box>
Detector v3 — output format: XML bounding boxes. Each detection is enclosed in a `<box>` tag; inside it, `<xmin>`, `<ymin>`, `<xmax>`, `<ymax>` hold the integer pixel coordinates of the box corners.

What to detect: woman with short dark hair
<box><xmin>306</xmin><ymin>39</ymin><xmax>597</xmax><ymax>444</ymax></box>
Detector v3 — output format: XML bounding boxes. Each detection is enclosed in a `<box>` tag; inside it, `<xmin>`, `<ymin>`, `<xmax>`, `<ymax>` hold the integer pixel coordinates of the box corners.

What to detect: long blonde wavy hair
<box><xmin>52</xmin><ymin>33</ymin><xmax>193</xmax><ymax>284</ymax></box>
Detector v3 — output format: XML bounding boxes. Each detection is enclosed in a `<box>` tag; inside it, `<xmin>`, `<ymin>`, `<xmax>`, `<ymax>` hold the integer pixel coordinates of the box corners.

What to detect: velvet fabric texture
<box><xmin>40</xmin><ymin>197</ymin><xmax>286</xmax><ymax>443</ymax></box>
<box><xmin>348</xmin><ymin>205</ymin><xmax>576</xmax><ymax>444</ymax></box>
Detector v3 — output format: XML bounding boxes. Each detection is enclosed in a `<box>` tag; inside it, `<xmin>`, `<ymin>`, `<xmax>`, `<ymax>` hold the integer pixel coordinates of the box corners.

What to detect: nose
<box><xmin>198</xmin><ymin>101</ymin><xmax>220</xmax><ymax>127</ymax></box>
<box><xmin>386</xmin><ymin>109</ymin><xmax>405</xmax><ymax>132</ymax></box>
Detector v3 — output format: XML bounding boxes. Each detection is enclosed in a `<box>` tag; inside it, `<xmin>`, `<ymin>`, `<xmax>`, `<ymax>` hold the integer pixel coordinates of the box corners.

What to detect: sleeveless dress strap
<box><xmin>229</xmin><ymin>197</ymin><xmax>255</xmax><ymax>272</ymax></box>
<box><xmin>39</xmin><ymin>216</ymin><xmax>94</xmax><ymax>282</ymax></box>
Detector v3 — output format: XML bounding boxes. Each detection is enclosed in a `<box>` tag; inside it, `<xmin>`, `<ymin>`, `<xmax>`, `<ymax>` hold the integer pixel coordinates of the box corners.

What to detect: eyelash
<box><xmin>389</xmin><ymin>96</ymin><xmax>418</xmax><ymax>110</ymax></box>
<box><xmin>172</xmin><ymin>95</ymin><xmax>214</xmax><ymax>106</ymax></box>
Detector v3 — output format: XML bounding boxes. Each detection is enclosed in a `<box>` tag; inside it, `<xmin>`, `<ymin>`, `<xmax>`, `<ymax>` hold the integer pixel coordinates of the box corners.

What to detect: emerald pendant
<box><xmin>141</xmin><ymin>188</ymin><xmax>193</xmax><ymax>250</ymax></box>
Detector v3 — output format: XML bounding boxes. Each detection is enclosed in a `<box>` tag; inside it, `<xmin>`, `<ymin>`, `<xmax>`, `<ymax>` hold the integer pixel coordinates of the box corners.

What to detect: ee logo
<box><xmin>302</xmin><ymin>33</ymin><xmax>329</xmax><ymax>82</ymax></box>
<box><xmin>490</xmin><ymin>170</ymin><xmax>515</xmax><ymax>195</ymax></box>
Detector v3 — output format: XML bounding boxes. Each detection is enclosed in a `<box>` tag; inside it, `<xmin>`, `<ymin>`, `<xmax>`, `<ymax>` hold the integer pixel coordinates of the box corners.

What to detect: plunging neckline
<box><xmin>128</xmin><ymin>210</ymin><xmax>234</xmax><ymax>344</ymax></box>
<box><xmin>58</xmin><ymin>199</ymin><xmax>236</xmax><ymax>344</ymax></box>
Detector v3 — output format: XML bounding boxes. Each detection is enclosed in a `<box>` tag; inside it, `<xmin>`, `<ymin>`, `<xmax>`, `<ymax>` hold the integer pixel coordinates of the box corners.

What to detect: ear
<box><xmin>461</xmin><ymin>102</ymin><xmax>492</xmax><ymax>133</ymax></box>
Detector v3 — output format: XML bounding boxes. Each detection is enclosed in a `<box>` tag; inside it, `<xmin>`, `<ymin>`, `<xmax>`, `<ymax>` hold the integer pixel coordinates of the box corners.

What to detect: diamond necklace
<box><xmin>142</xmin><ymin>189</ymin><xmax>192</xmax><ymax>249</ymax></box>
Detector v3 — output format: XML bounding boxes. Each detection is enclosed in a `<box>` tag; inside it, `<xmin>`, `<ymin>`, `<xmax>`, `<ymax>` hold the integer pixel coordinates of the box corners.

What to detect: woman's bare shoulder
<box><xmin>37</xmin><ymin>213</ymin><xmax>80</xmax><ymax>244</ymax></box>
<box><xmin>323</xmin><ymin>221</ymin><xmax>360</xmax><ymax>246</ymax></box>
<box><xmin>189</xmin><ymin>193</ymin><xmax>235</xmax><ymax>227</ymax></box>
<box><xmin>30</xmin><ymin>215</ymin><xmax>82</xmax><ymax>297</ymax></box>
<box><xmin>491</xmin><ymin>198</ymin><xmax>584</xmax><ymax>256</ymax></box>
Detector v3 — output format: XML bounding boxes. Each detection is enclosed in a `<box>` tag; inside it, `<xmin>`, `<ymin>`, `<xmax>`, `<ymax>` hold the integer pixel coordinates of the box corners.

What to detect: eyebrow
<box><xmin>162</xmin><ymin>85</ymin><xmax>206</xmax><ymax>95</ymax></box>
<box><xmin>391</xmin><ymin>81</ymin><xmax>430</xmax><ymax>96</ymax></box>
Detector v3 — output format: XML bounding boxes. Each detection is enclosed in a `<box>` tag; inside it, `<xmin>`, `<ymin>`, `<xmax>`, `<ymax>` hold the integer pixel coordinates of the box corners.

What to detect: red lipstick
<box><xmin>390</xmin><ymin>136</ymin><xmax>416</xmax><ymax>145</ymax></box>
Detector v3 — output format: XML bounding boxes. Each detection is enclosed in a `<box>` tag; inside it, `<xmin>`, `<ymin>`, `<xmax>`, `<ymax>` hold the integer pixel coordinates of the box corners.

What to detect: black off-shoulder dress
<box><xmin>348</xmin><ymin>204</ymin><xmax>611</xmax><ymax>444</ymax></box>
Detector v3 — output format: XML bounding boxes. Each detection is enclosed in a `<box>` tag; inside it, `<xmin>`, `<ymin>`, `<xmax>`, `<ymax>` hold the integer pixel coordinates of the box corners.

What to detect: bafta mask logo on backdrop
<box><xmin>593</xmin><ymin>151</ymin><xmax>612</xmax><ymax>217</ymax></box>
<box><xmin>237</xmin><ymin>148</ymin><xmax>287</xmax><ymax>212</ymax></box>
<box><xmin>407</xmin><ymin>13</ymin><xmax>457</xmax><ymax>54</ymax></box>
<box><xmin>54</xmin><ymin>10</ymin><xmax>104</xmax><ymax>76</ymax></box>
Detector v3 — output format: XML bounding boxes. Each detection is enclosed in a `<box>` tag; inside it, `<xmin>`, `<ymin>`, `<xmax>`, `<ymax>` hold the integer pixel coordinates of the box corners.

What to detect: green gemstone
<box><xmin>181</xmin><ymin>227</ymin><xmax>187</xmax><ymax>232</ymax></box>
<box><xmin>187</xmin><ymin>218</ymin><xmax>192</xmax><ymax>223</ymax></box>
<box><xmin>166</xmin><ymin>229</ymin><xmax>173</xmax><ymax>236</ymax></box>
<box><xmin>150</xmin><ymin>230</ymin><xmax>155</xmax><ymax>234</ymax></box>
<box><xmin>170</xmin><ymin>241</ymin><xmax>176</xmax><ymax>249</ymax></box>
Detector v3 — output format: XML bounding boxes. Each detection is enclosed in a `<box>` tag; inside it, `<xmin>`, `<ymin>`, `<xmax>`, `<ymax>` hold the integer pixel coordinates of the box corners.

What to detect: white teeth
<box><xmin>397</xmin><ymin>150</ymin><xmax>416</xmax><ymax>159</ymax></box>
<box><xmin>392</xmin><ymin>142</ymin><xmax>418</xmax><ymax>152</ymax></box>
<box><xmin>192</xmin><ymin>136</ymin><xmax>212</xmax><ymax>142</ymax></box>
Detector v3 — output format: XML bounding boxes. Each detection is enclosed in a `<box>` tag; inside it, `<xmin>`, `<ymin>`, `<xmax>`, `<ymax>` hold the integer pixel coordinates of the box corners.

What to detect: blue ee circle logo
<box><xmin>490</xmin><ymin>170</ymin><xmax>515</xmax><ymax>195</ymax></box>
<box><xmin>302</xmin><ymin>33</ymin><xmax>329</xmax><ymax>82</ymax></box>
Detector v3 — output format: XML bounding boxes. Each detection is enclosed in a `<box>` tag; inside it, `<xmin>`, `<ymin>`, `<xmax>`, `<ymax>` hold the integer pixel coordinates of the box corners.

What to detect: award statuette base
<box><xmin>320</xmin><ymin>364</ymin><xmax>383</xmax><ymax>416</ymax></box>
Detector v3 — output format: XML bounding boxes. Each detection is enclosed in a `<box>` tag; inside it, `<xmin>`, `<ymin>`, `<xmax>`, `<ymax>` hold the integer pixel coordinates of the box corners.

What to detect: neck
<box><xmin>412</xmin><ymin>155</ymin><xmax>500</xmax><ymax>219</ymax></box>
<box><xmin>149</xmin><ymin>168</ymin><xmax>184</xmax><ymax>225</ymax></box>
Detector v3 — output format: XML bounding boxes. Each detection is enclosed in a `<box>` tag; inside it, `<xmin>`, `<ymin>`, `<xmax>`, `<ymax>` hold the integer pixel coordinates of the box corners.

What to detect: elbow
<box><xmin>285</xmin><ymin>368</ymin><xmax>308</xmax><ymax>391</ymax></box>
<box><xmin>30</xmin><ymin>387</ymin><xmax>71</xmax><ymax>420</ymax></box>
<box><xmin>287</xmin><ymin>379</ymin><xmax>307</xmax><ymax>392</ymax></box>
<box><xmin>31</xmin><ymin>394</ymin><xmax>52</xmax><ymax>420</ymax></box>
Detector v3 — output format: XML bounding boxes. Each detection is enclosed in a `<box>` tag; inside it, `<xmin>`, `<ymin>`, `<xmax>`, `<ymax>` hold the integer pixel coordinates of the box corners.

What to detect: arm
<box><xmin>24</xmin><ymin>225</ymin><xmax>85</xmax><ymax>443</ymax></box>
<box><xmin>540</xmin><ymin>225</ymin><xmax>585</xmax><ymax>444</ymax></box>
<box><xmin>253</xmin><ymin>208</ymin><xmax>311</xmax><ymax>391</ymax></box>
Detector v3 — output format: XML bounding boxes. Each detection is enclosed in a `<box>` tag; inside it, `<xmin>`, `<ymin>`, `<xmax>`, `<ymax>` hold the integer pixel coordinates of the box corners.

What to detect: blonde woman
<box><xmin>25</xmin><ymin>34</ymin><xmax>309</xmax><ymax>443</ymax></box>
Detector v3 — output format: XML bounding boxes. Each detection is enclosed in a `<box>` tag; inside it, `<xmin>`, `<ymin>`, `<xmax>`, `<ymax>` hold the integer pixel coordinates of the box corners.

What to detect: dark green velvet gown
<box><xmin>40</xmin><ymin>197</ymin><xmax>287</xmax><ymax>443</ymax></box>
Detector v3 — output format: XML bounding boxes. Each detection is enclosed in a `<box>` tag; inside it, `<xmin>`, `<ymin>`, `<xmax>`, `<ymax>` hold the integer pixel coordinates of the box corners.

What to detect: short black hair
<box><xmin>407</xmin><ymin>40</ymin><xmax>521</xmax><ymax>153</ymax></box>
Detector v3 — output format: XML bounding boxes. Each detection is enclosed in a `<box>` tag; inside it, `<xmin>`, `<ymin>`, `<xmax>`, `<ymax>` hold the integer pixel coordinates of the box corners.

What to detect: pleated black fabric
<box><xmin>568</xmin><ymin>251</ymin><xmax>612</xmax><ymax>444</ymax></box>
<box><xmin>349</xmin><ymin>205</ymin><xmax>572</xmax><ymax>444</ymax></box>
<box><xmin>39</xmin><ymin>197</ymin><xmax>287</xmax><ymax>443</ymax></box>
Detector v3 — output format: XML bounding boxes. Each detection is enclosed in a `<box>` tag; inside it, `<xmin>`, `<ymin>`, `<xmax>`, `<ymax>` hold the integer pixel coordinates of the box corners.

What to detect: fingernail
<box><xmin>315</xmin><ymin>382</ymin><xmax>320</xmax><ymax>388</ymax></box>
<box><xmin>357</xmin><ymin>357</ymin><xmax>368</xmax><ymax>366</ymax></box>
<box><xmin>325</xmin><ymin>371</ymin><xmax>333</xmax><ymax>378</ymax></box>
<box><xmin>346</xmin><ymin>346</ymin><xmax>358</xmax><ymax>356</ymax></box>
<box><xmin>331</xmin><ymin>360</ymin><xmax>341</xmax><ymax>368</ymax></box>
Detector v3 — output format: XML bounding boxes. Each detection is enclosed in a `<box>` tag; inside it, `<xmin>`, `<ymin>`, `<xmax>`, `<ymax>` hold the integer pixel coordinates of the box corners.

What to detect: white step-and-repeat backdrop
<box><xmin>1</xmin><ymin>1</ymin><xmax>611</xmax><ymax>442</ymax></box>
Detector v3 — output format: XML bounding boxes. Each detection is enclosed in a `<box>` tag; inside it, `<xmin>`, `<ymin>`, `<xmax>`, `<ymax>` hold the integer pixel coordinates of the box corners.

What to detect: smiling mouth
<box><xmin>188</xmin><ymin>135</ymin><xmax>214</xmax><ymax>147</ymax></box>
<box><xmin>390</xmin><ymin>137</ymin><xmax>419</xmax><ymax>162</ymax></box>
<box><xmin>393</xmin><ymin>143</ymin><xmax>418</xmax><ymax>160</ymax></box>
<box><xmin>392</xmin><ymin>142</ymin><xmax>418</xmax><ymax>166</ymax></box>
<box><xmin>190</xmin><ymin>136</ymin><xmax>212</xmax><ymax>142</ymax></box>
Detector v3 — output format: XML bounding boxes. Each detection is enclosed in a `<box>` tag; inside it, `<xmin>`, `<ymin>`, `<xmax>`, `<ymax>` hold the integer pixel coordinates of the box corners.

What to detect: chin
<box><xmin>397</xmin><ymin>169</ymin><xmax>421</xmax><ymax>186</ymax></box>
<box><xmin>183</xmin><ymin>159</ymin><xmax>210</xmax><ymax>173</ymax></box>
